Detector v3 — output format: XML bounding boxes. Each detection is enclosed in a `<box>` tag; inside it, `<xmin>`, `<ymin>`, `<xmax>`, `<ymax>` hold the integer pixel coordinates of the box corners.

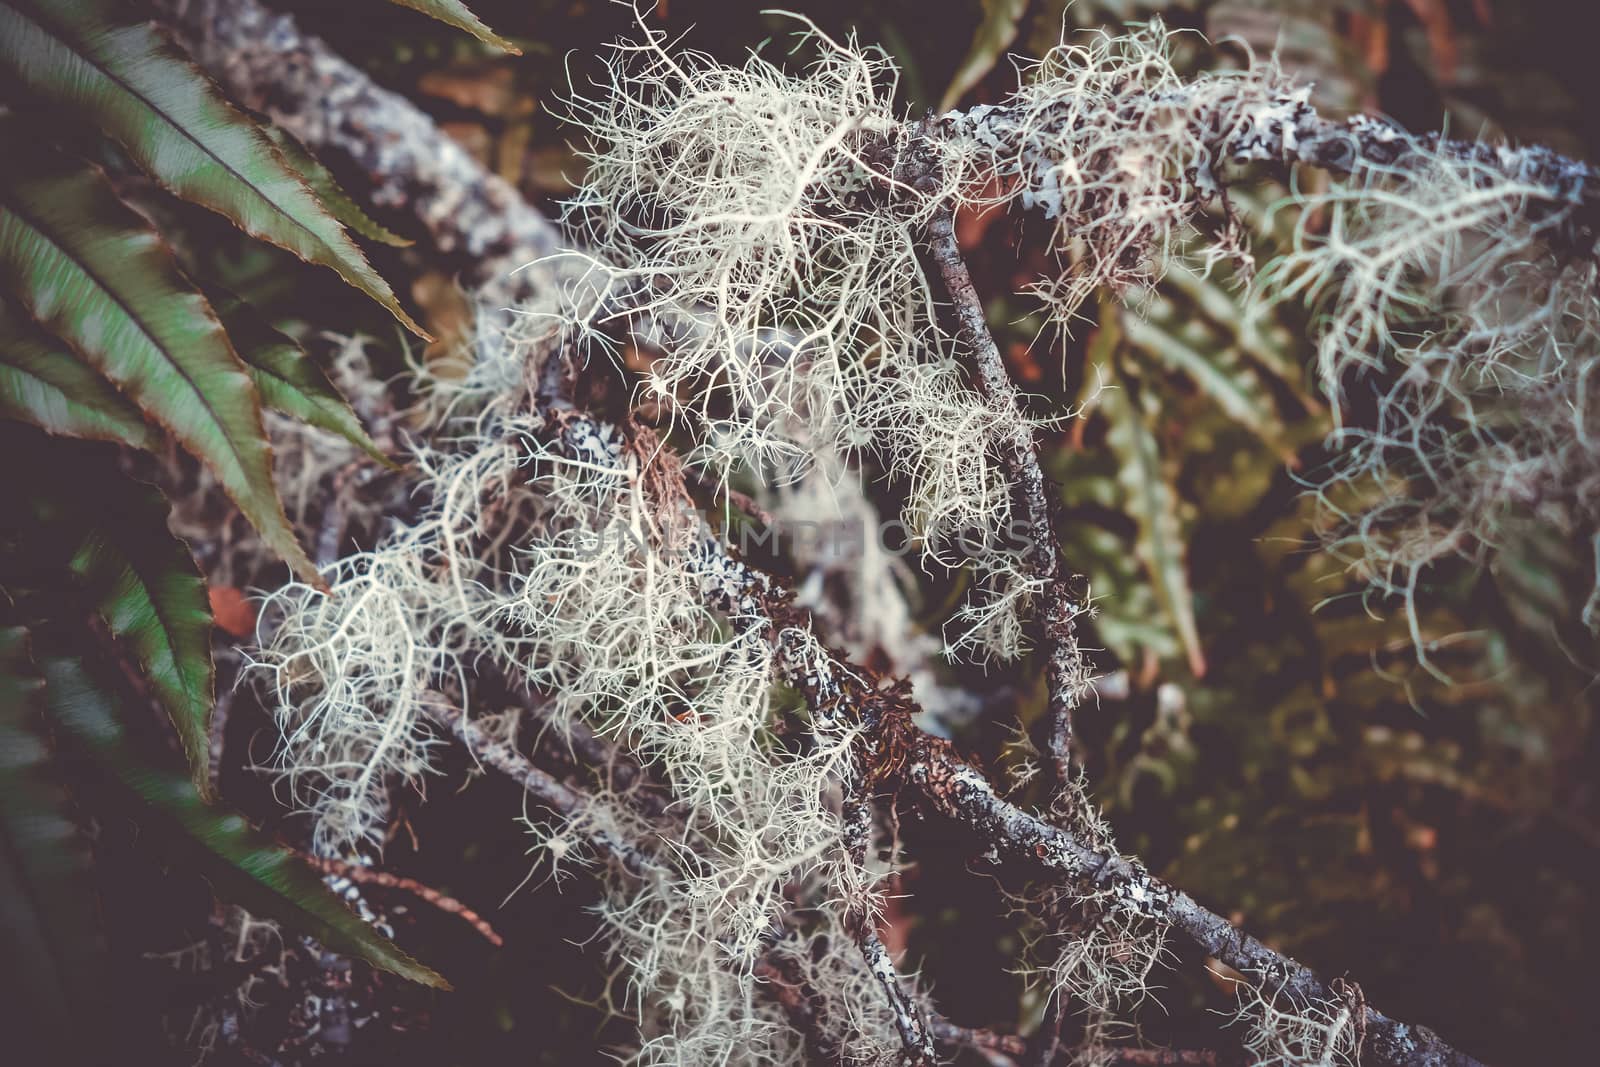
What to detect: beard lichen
<box><xmin>243</xmin><ymin>9</ymin><xmax>1600</xmax><ymax>1064</ymax></box>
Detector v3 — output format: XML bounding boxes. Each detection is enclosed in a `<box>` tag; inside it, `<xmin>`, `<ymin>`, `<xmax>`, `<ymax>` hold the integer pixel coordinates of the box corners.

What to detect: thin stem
<box><xmin>304</xmin><ymin>855</ymin><xmax>504</xmax><ymax>947</ymax></box>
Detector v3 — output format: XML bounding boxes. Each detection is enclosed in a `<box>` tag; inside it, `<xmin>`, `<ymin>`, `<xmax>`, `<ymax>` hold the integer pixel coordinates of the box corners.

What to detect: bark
<box><xmin>158</xmin><ymin>0</ymin><xmax>566</xmax><ymax>308</ymax></box>
<box><xmin>925</xmin><ymin>201</ymin><xmax>1089</xmax><ymax>774</ymax></box>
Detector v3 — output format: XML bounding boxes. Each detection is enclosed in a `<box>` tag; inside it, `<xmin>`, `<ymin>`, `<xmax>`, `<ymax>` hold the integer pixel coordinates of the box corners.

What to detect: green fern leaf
<box><xmin>0</xmin><ymin>627</ymin><xmax>111</xmax><ymax>1057</ymax></box>
<box><xmin>209</xmin><ymin>288</ymin><xmax>394</xmax><ymax>466</ymax></box>
<box><xmin>389</xmin><ymin>0</ymin><xmax>520</xmax><ymax>54</ymax></box>
<box><xmin>258</xmin><ymin>123</ymin><xmax>413</xmax><ymax>248</ymax></box>
<box><xmin>0</xmin><ymin>300</ymin><xmax>157</xmax><ymax>449</ymax></box>
<box><xmin>1123</xmin><ymin>300</ymin><xmax>1292</xmax><ymax>455</ymax></box>
<box><xmin>1093</xmin><ymin>304</ymin><xmax>1207</xmax><ymax>676</ymax></box>
<box><xmin>36</xmin><ymin>652</ymin><xmax>450</xmax><ymax>990</ymax></box>
<box><xmin>2</xmin><ymin>431</ymin><xmax>214</xmax><ymax>794</ymax></box>
<box><xmin>0</xmin><ymin>142</ymin><xmax>318</xmax><ymax>584</ymax></box>
<box><xmin>0</xmin><ymin>0</ymin><xmax>427</xmax><ymax>338</ymax></box>
<box><xmin>67</xmin><ymin>484</ymin><xmax>215</xmax><ymax>798</ymax></box>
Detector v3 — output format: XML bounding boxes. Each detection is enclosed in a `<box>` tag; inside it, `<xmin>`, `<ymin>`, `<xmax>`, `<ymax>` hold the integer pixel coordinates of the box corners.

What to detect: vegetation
<box><xmin>1</xmin><ymin>2</ymin><xmax>1596</xmax><ymax>1065</ymax></box>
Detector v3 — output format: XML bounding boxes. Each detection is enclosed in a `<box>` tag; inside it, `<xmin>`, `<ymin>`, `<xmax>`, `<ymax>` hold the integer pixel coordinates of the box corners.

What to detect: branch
<box><xmin>522</xmin><ymin>696</ymin><xmax>679</xmax><ymax>825</ymax></box>
<box><xmin>418</xmin><ymin>693</ymin><xmax>654</xmax><ymax>878</ymax></box>
<box><xmin>928</xmin><ymin>1015</ymin><xmax>1029</xmax><ymax>1062</ymax></box>
<box><xmin>699</xmin><ymin>536</ymin><xmax>1486</xmax><ymax>1067</ymax></box>
<box><xmin>899</xmin><ymin>730</ymin><xmax>1482</xmax><ymax>1067</ymax></box>
<box><xmin>942</xmin><ymin>90</ymin><xmax>1600</xmax><ymax>253</ymax></box>
<box><xmin>157</xmin><ymin>0</ymin><xmax>565</xmax><ymax>308</ymax></box>
<box><xmin>923</xmin><ymin>203</ymin><xmax>1088</xmax><ymax>777</ymax></box>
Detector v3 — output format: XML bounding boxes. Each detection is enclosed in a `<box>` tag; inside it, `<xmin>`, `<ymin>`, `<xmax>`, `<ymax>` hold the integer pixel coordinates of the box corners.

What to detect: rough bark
<box><xmin>157</xmin><ymin>0</ymin><xmax>565</xmax><ymax>307</ymax></box>
<box><xmin>925</xmin><ymin>202</ymin><xmax>1089</xmax><ymax>774</ymax></box>
<box><xmin>942</xmin><ymin>89</ymin><xmax>1600</xmax><ymax>253</ymax></box>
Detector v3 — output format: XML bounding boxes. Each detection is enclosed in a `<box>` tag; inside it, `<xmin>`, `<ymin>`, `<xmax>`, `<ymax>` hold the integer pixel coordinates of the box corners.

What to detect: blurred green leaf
<box><xmin>939</xmin><ymin>0</ymin><xmax>1027</xmax><ymax>113</ymax></box>
<box><xmin>65</xmin><ymin>478</ymin><xmax>216</xmax><ymax>798</ymax></box>
<box><xmin>0</xmin><ymin>627</ymin><xmax>111</xmax><ymax>1060</ymax></box>
<box><xmin>1125</xmin><ymin>297</ymin><xmax>1291</xmax><ymax>454</ymax></box>
<box><xmin>37</xmin><ymin>653</ymin><xmax>450</xmax><ymax>990</ymax></box>
<box><xmin>1</xmin><ymin>432</ymin><xmax>215</xmax><ymax>794</ymax></box>
<box><xmin>1093</xmin><ymin>304</ymin><xmax>1206</xmax><ymax>675</ymax></box>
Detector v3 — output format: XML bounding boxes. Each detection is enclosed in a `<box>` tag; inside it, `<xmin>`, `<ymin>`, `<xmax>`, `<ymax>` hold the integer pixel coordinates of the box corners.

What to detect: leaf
<box><xmin>0</xmin><ymin>141</ymin><xmax>319</xmax><ymax>584</ymax></box>
<box><xmin>388</xmin><ymin>0</ymin><xmax>521</xmax><ymax>54</ymax></box>
<box><xmin>1160</xmin><ymin>263</ymin><xmax>1319</xmax><ymax>408</ymax></box>
<box><xmin>939</xmin><ymin>0</ymin><xmax>1027</xmax><ymax>113</ymax></box>
<box><xmin>1092</xmin><ymin>304</ymin><xmax>1207</xmax><ymax>677</ymax></box>
<box><xmin>0</xmin><ymin>431</ymin><xmax>215</xmax><ymax>794</ymax></box>
<box><xmin>64</xmin><ymin>476</ymin><xmax>216</xmax><ymax>798</ymax></box>
<box><xmin>0</xmin><ymin>627</ymin><xmax>111</xmax><ymax>1054</ymax></box>
<box><xmin>1123</xmin><ymin>300</ymin><xmax>1293</xmax><ymax>456</ymax></box>
<box><xmin>208</xmin><ymin>288</ymin><xmax>393</xmax><ymax>466</ymax></box>
<box><xmin>258</xmin><ymin>123</ymin><xmax>412</xmax><ymax>248</ymax></box>
<box><xmin>0</xmin><ymin>0</ymin><xmax>427</xmax><ymax>338</ymax></box>
<box><xmin>0</xmin><ymin>299</ymin><xmax>157</xmax><ymax>450</ymax></box>
<box><xmin>37</xmin><ymin>653</ymin><xmax>450</xmax><ymax>990</ymax></box>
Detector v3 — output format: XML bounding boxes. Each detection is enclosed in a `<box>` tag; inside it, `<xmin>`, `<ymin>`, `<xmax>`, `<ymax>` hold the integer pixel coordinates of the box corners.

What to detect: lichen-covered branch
<box><xmin>941</xmin><ymin>84</ymin><xmax>1600</xmax><ymax>256</ymax></box>
<box><xmin>698</xmin><ymin>530</ymin><xmax>1485</xmax><ymax>1067</ymax></box>
<box><xmin>924</xmin><ymin>202</ymin><xmax>1089</xmax><ymax>775</ymax></box>
<box><xmin>523</xmin><ymin>696</ymin><xmax>679</xmax><ymax>824</ymax></box>
<box><xmin>898</xmin><ymin>730</ymin><xmax>1483</xmax><ymax>1067</ymax></box>
<box><xmin>419</xmin><ymin>693</ymin><xmax>653</xmax><ymax>877</ymax></box>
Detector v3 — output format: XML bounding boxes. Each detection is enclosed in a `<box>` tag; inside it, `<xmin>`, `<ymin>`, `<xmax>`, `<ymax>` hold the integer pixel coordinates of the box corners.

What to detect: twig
<box><xmin>929</xmin><ymin>1014</ymin><xmax>1029</xmax><ymax>1061</ymax></box>
<box><xmin>852</xmin><ymin>860</ymin><xmax>938</xmax><ymax>1065</ymax></box>
<box><xmin>419</xmin><ymin>692</ymin><xmax>654</xmax><ymax>878</ymax></box>
<box><xmin>924</xmin><ymin>203</ymin><xmax>1088</xmax><ymax>780</ymax></box>
<box><xmin>303</xmin><ymin>856</ymin><xmax>504</xmax><ymax>948</ymax></box>
<box><xmin>697</xmin><ymin>523</ymin><xmax>1486</xmax><ymax>1067</ymax></box>
<box><xmin>1030</xmin><ymin>991</ymin><xmax>1069</xmax><ymax>1067</ymax></box>
<box><xmin>522</xmin><ymin>696</ymin><xmax>678</xmax><ymax>824</ymax></box>
<box><xmin>312</xmin><ymin>462</ymin><xmax>364</xmax><ymax>567</ymax></box>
